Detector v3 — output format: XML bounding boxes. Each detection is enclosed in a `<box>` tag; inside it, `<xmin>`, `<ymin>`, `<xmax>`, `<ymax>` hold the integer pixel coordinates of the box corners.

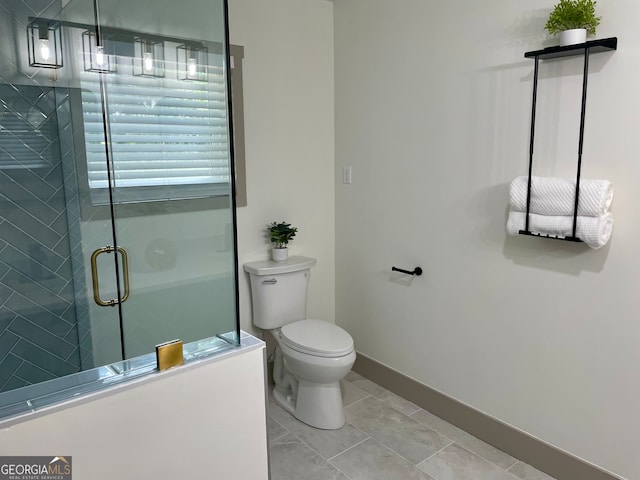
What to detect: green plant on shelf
<box><xmin>545</xmin><ymin>0</ymin><xmax>601</xmax><ymax>35</ymax></box>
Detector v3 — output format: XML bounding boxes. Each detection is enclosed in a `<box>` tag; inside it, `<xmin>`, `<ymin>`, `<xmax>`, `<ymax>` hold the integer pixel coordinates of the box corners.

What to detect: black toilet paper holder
<box><xmin>391</xmin><ymin>266</ymin><xmax>422</xmax><ymax>276</ymax></box>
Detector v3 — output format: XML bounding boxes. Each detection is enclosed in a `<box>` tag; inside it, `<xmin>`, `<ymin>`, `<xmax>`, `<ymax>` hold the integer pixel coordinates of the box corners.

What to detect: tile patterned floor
<box><xmin>267</xmin><ymin>371</ymin><xmax>557</xmax><ymax>480</ymax></box>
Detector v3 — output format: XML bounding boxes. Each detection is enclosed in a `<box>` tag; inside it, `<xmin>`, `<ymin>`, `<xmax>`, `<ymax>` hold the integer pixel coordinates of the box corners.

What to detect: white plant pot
<box><xmin>559</xmin><ymin>28</ymin><xmax>587</xmax><ymax>47</ymax></box>
<box><xmin>271</xmin><ymin>247</ymin><xmax>288</xmax><ymax>262</ymax></box>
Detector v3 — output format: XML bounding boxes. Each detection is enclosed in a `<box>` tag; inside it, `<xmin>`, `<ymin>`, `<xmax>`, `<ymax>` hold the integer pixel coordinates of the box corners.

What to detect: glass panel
<box><xmin>0</xmin><ymin>0</ymin><xmax>121</xmax><ymax>395</ymax></box>
<box><xmin>59</xmin><ymin>0</ymin><xmax>125</xmax><ymax>368</ymax></box>
<box><xmin>95</xmin><ymin>0</ymin><xmax>239</xmax><ymax>357</ymax></box>
<box><xmin>0</xmin><ymin>0</ymin><xmax>239</xmax><ymax>415</ymax></box>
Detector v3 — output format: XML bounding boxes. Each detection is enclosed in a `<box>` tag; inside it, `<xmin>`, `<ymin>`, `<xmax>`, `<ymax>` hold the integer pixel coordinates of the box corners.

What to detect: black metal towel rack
<box><xmin>519</xmin><ymin>37</ymin><xmax>617</xmax><ymax>243</ymax></box>
<box><xmin>391</xmin><ymin>266</ymin><xmax>423</xmax><ymax>276</ymax></box>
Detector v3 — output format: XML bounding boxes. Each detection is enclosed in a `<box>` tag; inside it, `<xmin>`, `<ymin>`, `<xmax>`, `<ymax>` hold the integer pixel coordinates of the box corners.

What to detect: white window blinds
<box><xmin>81</xmin><ymin>56</ymin><xmax>231</xmax><ymax>204</ymax></box>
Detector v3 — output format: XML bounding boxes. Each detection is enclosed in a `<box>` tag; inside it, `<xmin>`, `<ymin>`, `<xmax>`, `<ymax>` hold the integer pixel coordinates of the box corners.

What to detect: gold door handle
<box><xmin>90</xmin><ymin>246</ymin><xmax>131</xmax><ymax>307</ymax></box>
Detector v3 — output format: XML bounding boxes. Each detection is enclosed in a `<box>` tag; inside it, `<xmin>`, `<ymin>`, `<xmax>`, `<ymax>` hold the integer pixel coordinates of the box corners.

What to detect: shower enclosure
<box><xmin>0</xmin><ymin>0</ymin><xmax>239</xmax><ymax>399</ymax></box>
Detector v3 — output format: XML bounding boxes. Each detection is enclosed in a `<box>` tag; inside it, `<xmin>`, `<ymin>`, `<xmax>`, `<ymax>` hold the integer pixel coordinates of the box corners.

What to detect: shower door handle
<box><xmin>90</xmin><ymin>246</ymin><xmax>131</xmax><ymax>307</ymax></box>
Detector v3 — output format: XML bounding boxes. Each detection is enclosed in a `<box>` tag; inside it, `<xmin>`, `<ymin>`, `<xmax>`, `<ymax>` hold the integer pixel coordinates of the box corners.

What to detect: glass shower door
<box><xmin>60</xmin><ymin>0</ymin><xmax>127</xmax><ymax>368</ymax></box>
<box><xmin>0</xmin><ymin>0</ymin><xmax>239</xmax><ymax>406</ymax></box>
<box><xmin>93</xmin><ymin>0</ymin><xmax>239</xmax><ymax>358</ymax></box>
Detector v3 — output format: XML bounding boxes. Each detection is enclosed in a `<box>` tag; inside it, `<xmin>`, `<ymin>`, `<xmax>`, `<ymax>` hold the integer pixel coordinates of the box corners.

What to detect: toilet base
<box><xmin>272</xmin><ymin>385</ymin><xmax>296</xmax><ymax>414</ymax></box>
<box><xmin>273</xmin><ymin>381</ymin><xmax>345</xmax><ymax>430</ymax></box>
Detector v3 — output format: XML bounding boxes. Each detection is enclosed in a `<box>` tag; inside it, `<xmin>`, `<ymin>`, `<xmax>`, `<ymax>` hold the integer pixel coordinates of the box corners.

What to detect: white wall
<box><xmin>334</xmin><ymin>1</ymin><xmax>640</xmax><ymax>479</ymax></box>
<box><xmin>229</xmin><ymin>0</ymin><xmax>336</xmax><ymax>333</ymax></box>
<box><xmin>0</xmin><ymin>342</ymin><xmax>268</xmax><ymax>480</ymax></box>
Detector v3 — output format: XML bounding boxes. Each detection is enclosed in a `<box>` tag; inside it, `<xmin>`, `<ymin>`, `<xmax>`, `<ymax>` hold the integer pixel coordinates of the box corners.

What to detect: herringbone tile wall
<box><xmin>0</xmin><ymin>83</ymin><xmax>84</xmax><ymax>393</ymax></box>
<box><xmin>0</xmin><ymin>0</ymin><xmax>89</xmax><ymax>393</ymax></box>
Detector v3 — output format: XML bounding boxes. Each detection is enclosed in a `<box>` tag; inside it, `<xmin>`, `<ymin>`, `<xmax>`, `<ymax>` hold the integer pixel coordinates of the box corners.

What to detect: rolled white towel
<box><xmin>510</xmin><ymin>176</ymin><xmax>613</xmax><ymax>217</ymax></box>
<box><xmin>507</xmin><ymin>210</ymin><xmax>613</xmax><ymax>249</ymax></box>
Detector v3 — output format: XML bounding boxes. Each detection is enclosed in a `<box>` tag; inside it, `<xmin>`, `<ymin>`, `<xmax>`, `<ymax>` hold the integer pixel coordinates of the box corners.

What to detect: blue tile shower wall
<box><xmin>0</xmin><ymin>83</ymin><xmax>84</xmax><ymax>393</ymax></box>
<box><xmin>58</xmin><ymin>89</ymin><xmax>94</xmax><ymax>372</ymax></box>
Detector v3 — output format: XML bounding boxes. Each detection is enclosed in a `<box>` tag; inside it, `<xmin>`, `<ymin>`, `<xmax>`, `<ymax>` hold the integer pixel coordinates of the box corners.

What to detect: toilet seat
<box><xmin>280</xmin><ymin>319</ymin><xmax>354</xmax><ymax>358</ymax></box>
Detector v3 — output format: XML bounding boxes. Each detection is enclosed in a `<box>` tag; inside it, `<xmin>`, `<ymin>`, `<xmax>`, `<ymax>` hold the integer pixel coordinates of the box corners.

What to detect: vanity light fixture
<box><xmin>27</xmin><ymin>19</ymin><xmax>63</xmax><ymax>69</ymax></box>
<box><xmin>82</xmin><ymin>30</ymin><xmax>117</xmax><ymax>73</ymax></box>
<box><xmin>133</xmin><ymin>37</ymin><xmax>165</xmax><ymax>77</ymax></box>
<box><xmin>176</xmin><ymin>43</ymin><xmax>208</xmax><ymax>81</ymax></box>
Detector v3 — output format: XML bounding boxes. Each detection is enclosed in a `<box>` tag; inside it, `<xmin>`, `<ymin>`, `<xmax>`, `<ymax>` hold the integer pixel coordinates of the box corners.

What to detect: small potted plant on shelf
<box><xmin>268</xmin><ymin>221</ymin><xmax>298</xmax><ymax>262</ymax></box>
<box><xmin>545</xmin><ymin>0</ymin><xmax>601</xmax><ymax>46</ymax></box>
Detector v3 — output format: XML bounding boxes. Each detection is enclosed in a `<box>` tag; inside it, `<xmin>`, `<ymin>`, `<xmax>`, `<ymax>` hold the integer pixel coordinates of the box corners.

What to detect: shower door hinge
<box><xmin>156</xmin><ymin>339</ymin><xmax>184</xmax><ymax>371</ymax></box>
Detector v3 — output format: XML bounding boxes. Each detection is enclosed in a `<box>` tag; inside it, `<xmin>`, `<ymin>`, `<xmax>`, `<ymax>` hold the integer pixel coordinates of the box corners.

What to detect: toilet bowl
<box><xmin>272</xmin><ymin>319</ymin><xmax>355</xmax><ymax>429</ymax></box>
<box><xmin>243</xmin><ymin>256</ymin><xmax>356</xmax><ymax>430</ymax></box>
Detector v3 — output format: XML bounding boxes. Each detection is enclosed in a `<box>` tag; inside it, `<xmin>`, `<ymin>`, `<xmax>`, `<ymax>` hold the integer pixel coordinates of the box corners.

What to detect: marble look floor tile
<box><xmin>269</xmin><ymin>402</ymin><xmax>370</xmax><ymax>459</ymax></box>
<box><xmin>346</xmin><ymin>371</ymin><xmax>419</xmax><ymax>415</ymax></box>
<box><xmin>411</xmin><ymin>409</ymin><xmax>518</xmax><ymax>469</ymax></box>
<box><xmin>270</xmin><ymin>433</ymin><xmax>349</xmax><ymax>480</ymax></box>
<box><xmin>418</xmin><ymin>443</ymin><xmax>519</xmax><ymax>480</ymax></box>
<box><xmin>508</xmin><ymin>461</ymin><xmax>557</xmax><ymax>480</ymax></box>
<box><xmin>345</xmin><ymin>396</ymin><xmax>451</xmax><ymax>464</ymax></box>
<box><xmin>267</xmin><ymin>415</ymin><xmax>289</xmax><ymax>443</ymax></box>
<box><xmin>341</xmin><ymin>378</ymin><xmax>370</xmax><ymax>407</ymax></box>
<box><xmin>330</xmin><ymin>438</ymin><xmax>436</xmax><ymax>480</ymax></box>
<box><xmin>375</xmin><ymin>389</ymin><xmax>421</xmax><ymax>416</ymax></box>
<box><xmin>345</xmin><ymin>371</ymin><xmax>387</xmax><ymax>397</ymax></box>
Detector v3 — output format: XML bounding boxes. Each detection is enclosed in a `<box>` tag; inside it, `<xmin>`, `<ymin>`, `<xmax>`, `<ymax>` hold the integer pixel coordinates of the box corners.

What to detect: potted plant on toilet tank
<box><xmin>268</xmin><ymin>221</ymin><xmax>298</xmax><ymax>262</ymax></box>
<box><xmin>545</xmin><ymin>0</ymin><xmax>601</xmax><ymax>46</ymax></box>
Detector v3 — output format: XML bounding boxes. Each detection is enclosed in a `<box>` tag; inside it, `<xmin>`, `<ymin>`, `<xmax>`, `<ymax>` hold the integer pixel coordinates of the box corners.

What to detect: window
<box><xmin>80</xmin><ymin>44</ymin><xmax>246</xmax><ymax>206</ymax></box>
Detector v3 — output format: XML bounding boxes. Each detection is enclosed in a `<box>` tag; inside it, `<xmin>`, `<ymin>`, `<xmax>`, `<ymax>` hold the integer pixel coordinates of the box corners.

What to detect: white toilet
<box><xmin>244</xmin><ymin>256</ymin><xmax>356</xmax><ymax>430</ymax></box>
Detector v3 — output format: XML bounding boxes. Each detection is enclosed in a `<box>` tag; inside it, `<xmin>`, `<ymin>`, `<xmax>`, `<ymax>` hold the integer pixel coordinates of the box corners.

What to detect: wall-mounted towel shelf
<box><xmin>519</xmin><ymin>37</ymin><xmax>617</xmax><ymax>243</ymax></box>
<box><xmin>524</xmin><ymin>37</ymin><xmax>617</xmax><ymax>60</ymax></box>
<box><xmin>519</xmin><ymin>231</ymin><xmax>582</xmax><ymax>243</ymax></box>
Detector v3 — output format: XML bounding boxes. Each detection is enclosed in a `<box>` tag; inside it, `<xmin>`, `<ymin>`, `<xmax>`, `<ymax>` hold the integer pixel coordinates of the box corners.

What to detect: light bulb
<box><xmin>144</xmin><ymin>52</ymin><xmax>153</xmax><ymax>72</ymax></box>
<box><xmin>39</xmin><ymin>39</ymin><xmax>51</xmax><ymax>61</ymax></box>
<box><xmin>187</xmin><ymin>58</ymin><xmax>197</xmax><ymax>77</ymax></box>
<box><xmin>95</xmin><ymin>45</ymin><xmax>105</xmax><ymax>66</ymax></box>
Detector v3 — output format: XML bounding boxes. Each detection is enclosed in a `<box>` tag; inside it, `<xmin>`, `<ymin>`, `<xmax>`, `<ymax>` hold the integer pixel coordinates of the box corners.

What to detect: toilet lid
<box><xmin>280</xmin><ymin>319</ymin><xmax>354</xmax><ymax>358</ymax></box>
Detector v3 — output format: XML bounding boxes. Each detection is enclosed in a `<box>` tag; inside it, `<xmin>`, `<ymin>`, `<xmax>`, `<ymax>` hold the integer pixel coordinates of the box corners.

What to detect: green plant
<box><xmin>268</xmin><ymin>221</ymin><xmax>298</xmax><ymax>249</ymax></box>
<box><xmin>545</xmin><ymin>0</ymin><xmax>601</xmax><ymax>35</ymax></box>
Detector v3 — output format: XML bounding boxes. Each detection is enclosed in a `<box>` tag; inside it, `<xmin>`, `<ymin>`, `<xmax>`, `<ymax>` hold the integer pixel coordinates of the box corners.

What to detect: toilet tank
<box><xmin>243</xmin><ymin>256</ymin><xmax>317</xmax><ymax>330</ymax></box>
